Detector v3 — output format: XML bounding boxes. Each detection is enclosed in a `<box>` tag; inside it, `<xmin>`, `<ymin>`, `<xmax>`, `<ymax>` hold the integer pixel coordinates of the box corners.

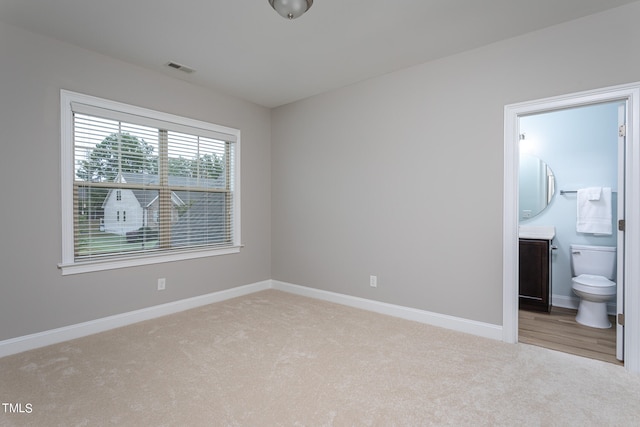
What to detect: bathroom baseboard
<box><xmin>552</xmin><ymin>294</ymin><xmax>617</xmax><ymax>315</ymax></box>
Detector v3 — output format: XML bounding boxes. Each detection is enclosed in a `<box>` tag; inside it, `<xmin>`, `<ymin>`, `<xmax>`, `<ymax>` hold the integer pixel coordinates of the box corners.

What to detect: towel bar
<box><xmin>560</xmin><ymin>189</ymin><xmax>617</xmax><ymax>195</ymax></box>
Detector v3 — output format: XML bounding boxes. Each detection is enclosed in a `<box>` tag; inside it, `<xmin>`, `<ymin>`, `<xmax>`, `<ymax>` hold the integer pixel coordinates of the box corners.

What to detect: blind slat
<box><xmin>71</xmin><ymin>101</ymin><xmax>237</xmax><ymax>143</ymax></box>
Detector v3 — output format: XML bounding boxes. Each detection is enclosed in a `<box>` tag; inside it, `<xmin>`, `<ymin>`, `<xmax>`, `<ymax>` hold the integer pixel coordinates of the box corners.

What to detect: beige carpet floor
<box><xmin>1</xmin><ymin>289</ymin><xmax>640</xmax><ymax>426</ymax></box>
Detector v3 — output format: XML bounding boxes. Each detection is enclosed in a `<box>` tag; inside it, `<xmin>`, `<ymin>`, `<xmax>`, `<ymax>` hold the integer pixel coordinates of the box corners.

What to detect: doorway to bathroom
<box><xmin>518</xmin><ymin>101</ymin><xmax>621</xmax><ymax>363</ymax></box>
<box><xmin>503</xmin><ymin>82</ymin><xmax>640</xmax><ymax>374</ymax></box>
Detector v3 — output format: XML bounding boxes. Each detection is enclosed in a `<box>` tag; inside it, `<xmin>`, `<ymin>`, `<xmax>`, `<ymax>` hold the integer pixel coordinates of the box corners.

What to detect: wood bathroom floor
<box><xmin>519</xmin><ymin>307</ymin><xmax>621</xmax><ymax>365</ymax></box>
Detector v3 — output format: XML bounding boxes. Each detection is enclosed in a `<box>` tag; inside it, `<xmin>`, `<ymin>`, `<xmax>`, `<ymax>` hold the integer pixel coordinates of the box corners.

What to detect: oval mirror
<box><xmin>519</xmin><ymin>155</ymin><xmax>555</xmax><ymax>221</ymax></box>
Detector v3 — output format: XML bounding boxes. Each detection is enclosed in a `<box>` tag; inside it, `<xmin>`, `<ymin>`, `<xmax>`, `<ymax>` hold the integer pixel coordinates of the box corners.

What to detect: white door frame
<box><xmin>503</xmin><ymin>82</ymin><xmax>640</xmax><ymax>374</ymax></box>
<box><xmin>617</xmin><ymin>103</ymin><xmax>626</xmax><ymax>361</ymax></box>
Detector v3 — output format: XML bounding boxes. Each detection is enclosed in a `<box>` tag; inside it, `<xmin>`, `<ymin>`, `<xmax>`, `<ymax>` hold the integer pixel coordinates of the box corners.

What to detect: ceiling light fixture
<box><xmin>268</xmin><ymin>0</ymin><xmax>313</xmax><ymax>20</ymax></box>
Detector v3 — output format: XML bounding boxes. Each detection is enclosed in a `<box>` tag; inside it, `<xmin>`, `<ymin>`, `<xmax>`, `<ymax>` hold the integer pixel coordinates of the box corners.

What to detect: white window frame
<box><xmin>59</xmin><ymin>90</ymin><xmax>241</xmax><ymax>275</ymax></box>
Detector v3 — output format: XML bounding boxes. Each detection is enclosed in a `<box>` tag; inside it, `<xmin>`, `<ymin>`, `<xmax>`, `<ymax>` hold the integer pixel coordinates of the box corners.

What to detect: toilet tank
<box><xmin>570</xmin><ymin>244</ymin><xmax>616</xmax><ymax>280</ymax></box>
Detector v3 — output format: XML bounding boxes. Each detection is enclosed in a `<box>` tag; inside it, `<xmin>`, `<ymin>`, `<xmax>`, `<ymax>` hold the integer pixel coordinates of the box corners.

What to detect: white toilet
<box><xmin>570</xmin><ymin>244</ymin><xmax>617</xmax><ymax>329</ymax></box>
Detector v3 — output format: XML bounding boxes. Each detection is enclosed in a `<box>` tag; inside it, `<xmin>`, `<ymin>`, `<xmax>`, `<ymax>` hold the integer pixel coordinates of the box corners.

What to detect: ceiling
<box><xmin>0</xmin><ymin>0</ymin><xmax>637</xmax><ymax>108</ymax></box>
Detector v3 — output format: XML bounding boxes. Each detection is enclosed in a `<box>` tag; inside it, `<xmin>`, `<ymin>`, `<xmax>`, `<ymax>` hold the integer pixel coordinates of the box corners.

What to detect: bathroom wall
<box><xmin>519</xmin><ymin>102</ymin><xmax>620</xmax><ymax>309</ymax></box>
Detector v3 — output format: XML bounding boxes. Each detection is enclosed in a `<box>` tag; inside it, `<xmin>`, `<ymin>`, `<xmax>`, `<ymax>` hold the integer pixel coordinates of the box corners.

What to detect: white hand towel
<box><xmin>584</xmin><ymin>186</ymin><xmax>602</xmax><ymax>201</ymax></box>
<box><xmin>576</xmin><ymin>187</ymin><xmax>612</xmax><ymax>235</ymax></box>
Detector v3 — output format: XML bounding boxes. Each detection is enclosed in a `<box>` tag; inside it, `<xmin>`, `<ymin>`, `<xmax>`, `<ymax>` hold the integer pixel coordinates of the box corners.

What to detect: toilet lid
<box><xmin>573</xmin><ymin>274</ymin><xmax>615</xmax><ymax>287</ymax></box>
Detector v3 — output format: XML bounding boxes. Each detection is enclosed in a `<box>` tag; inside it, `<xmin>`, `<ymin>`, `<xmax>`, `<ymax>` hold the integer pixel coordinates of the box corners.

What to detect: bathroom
<box><xmin>518</xmin><ymin>101</ymin><xmax>621</xmax><ymax>358</ymax></box>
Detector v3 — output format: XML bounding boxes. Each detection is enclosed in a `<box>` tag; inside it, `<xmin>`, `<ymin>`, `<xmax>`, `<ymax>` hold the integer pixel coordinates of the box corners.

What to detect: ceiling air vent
<box><xmin>166</xmin><ymin>61</ymin><xmax>195</xmax><ymax>74</ymax></box>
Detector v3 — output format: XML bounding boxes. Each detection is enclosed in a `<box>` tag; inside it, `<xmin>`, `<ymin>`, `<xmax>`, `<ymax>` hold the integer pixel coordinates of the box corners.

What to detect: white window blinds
<box><xmin>60</xmin><ymin>90</ymin><xmax>241</xmax><ymax>274</ymax></box>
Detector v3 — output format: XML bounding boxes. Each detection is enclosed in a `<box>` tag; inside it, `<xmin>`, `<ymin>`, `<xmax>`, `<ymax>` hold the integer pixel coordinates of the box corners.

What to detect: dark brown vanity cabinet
<box><xmin>519</xmin><ymin>238</ymin><xmax>552</xmax><ymax>313</ymax></box>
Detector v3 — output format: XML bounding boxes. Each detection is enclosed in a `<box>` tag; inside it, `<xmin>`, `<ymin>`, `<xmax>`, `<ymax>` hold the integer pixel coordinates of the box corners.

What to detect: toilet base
<box><xmin>575</xmin><ymin>299</ymin><xmax>611</xmax><ymax>329</ymax></box>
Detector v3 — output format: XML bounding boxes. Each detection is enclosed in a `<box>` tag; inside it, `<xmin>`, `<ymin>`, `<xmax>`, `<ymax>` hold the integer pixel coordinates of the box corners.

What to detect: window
<box><xmin>59</xmin><ymin>90</ymin><xmax>241</xmax><ymax>275</ymax></box>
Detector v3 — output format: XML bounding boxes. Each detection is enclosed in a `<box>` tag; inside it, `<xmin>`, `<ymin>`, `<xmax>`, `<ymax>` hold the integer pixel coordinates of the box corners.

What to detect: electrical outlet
<box><xmin>157</xmin><ymin>278</ymin><xmax>166</xmax><ymax>291</ymax></box>
<box><xmin>370</xmin><ymin>275</ymin><xmax>377</xmax><ymax>288</ymax></box>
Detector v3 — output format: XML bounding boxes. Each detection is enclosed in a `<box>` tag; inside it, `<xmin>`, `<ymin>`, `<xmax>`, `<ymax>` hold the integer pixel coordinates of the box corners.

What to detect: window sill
<box><xmin>58</xmin><ymin>246</ymin><xmax>242</xmax><ymax>275</ymax></box>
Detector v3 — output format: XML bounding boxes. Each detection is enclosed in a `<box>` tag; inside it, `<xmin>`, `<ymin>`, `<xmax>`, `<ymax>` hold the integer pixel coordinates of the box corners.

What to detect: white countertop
<box><xmin>518</xmin><ymin>225</ymin><xmax>555</xmax><ymax>240</ymax></box>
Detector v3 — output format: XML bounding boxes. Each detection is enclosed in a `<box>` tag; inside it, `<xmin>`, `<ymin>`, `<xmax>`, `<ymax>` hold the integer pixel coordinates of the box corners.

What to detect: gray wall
<box><xmin>0</xmin><ymin>22</ymin><xmax>272</xmax><ymax>341</ymax></box>
<box><xmin>3</xmin><ymin>3</ymin><xmax>640</xmax><ymax>342</ymax></box>
<box><xmin>271</xmin><ymin>3</ymin><xmax>640</xmax><ymax>325</ymax></box>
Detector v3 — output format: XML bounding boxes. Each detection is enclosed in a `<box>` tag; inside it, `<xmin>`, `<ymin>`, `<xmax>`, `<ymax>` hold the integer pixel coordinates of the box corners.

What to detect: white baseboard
<box><xmin>552</xmin><ymin>294</ymin><xmax>617</xmax><ymax>315</ymax></box>
<box><xmin>1</xmin><ymin>279</ymin><xmax>504</xmax><ymax>358</ymax></box>
<box><xmin>272</xmin><ymin>280</ymin><xmax>503</xmax><ymax>341</ymax></box>
<box><xmin>551</xmin><ymin>294</ymin><xmax>580</xmax><ymax>311</ymax></box>
<box><xmin>0</xmin><ymin>280</ymin><xmax>271</xmax><ymax>358</ymax></box>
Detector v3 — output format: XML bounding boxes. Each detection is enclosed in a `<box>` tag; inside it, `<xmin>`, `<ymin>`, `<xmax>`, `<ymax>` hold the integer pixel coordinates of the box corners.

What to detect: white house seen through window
<box><xmin>59</xmin><ymin>90</ymin><xmax>241</xmax><ymax>275</ymax></box>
